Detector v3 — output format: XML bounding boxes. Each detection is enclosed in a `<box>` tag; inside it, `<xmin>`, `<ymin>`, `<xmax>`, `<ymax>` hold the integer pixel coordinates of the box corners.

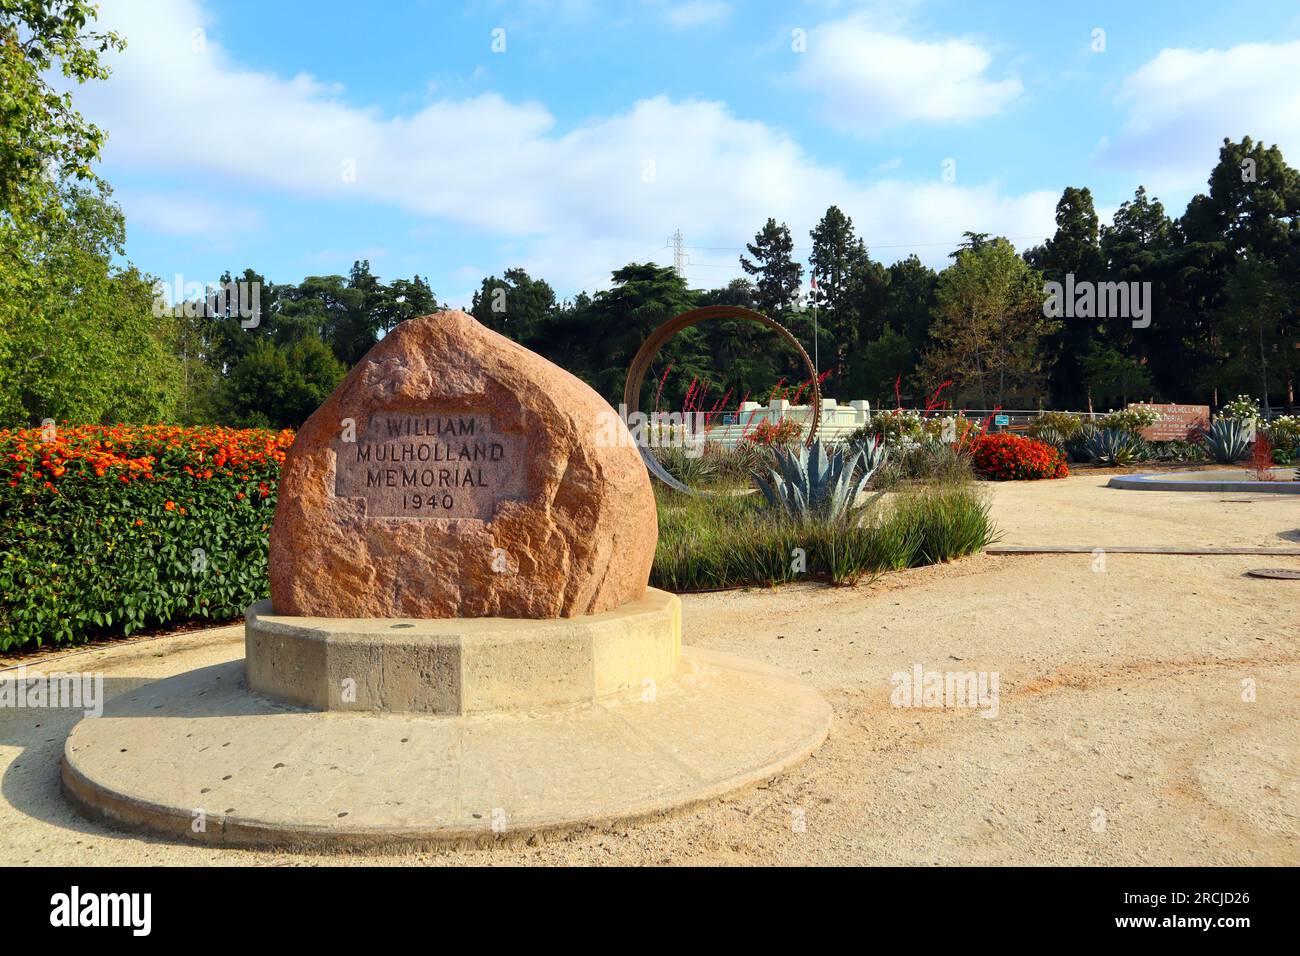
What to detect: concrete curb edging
<box><xmin>1107</xmin><ymin>472</ymin><xmax>1300</xmax><ymax>493</ymax></box>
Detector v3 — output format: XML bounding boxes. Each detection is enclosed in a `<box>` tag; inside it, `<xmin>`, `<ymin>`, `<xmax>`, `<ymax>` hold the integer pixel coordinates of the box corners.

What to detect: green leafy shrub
<box><xmin>0</xmin><ymin>424</ymin><xmax>292</xmax><ymax>651</ymax></box>
<box><xmin>1026</xmin><ymin>411</ymin><xmax>1085</xmax><ymax>441</ymax></box>
<box><xmin>1264</xmin><ymin>415</ymin><xmax>1300</xmax><ymax>456</ymax></box>
<box><xmin>1150</xmin><ymin>439</ymin><xmax>1209</xmax><ymax>463</ymax></box>
<box><xmin>1097</xmin><ymin>407</ymin><xmax>1161</xmax><ymax>434</ymax></box>
<box><xmin>1219</xmin><ymin>394</ymin><xmax>1262</xmax><ymax>425</ymax></box>
<box><xmin>850</xmin><ymin>409</ymin><xmax>924</xmax><ymax>447</ymax></box>
<box><xmin>871</xmin><ymin>439</ymin><xmax>974</xmax><ymax>489</ymax></box>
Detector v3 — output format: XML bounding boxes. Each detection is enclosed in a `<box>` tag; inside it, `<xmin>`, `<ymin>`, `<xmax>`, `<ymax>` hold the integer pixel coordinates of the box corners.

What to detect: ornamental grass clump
<box><xmin>1026</xmin><ymin>410</ymin><xmax>1085</xmax><ymax>441</ymax></box>
<box><xmin>651</xmin><ymin>480</ymin><xmax>995</xmax><ymax>591</ymax></box>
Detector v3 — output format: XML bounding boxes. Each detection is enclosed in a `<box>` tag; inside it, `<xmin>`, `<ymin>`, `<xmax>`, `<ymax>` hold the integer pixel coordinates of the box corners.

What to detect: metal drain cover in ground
<box><xmin>1245</xmin><ymin>568</ymin><xmax>1300</xmax><ymax>580</ymax></box>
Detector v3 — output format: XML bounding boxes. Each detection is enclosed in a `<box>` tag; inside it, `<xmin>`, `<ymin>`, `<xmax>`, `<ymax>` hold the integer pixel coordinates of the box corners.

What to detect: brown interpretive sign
<box><xmin>335</xmin><ymin>412</ymin><xmax>526</xmax><ymax>519</ymax></box>
<box><xmin>1129</xmin><ymin>403</ymin><xmax>1211</xmax><ymax>442</ymax></box>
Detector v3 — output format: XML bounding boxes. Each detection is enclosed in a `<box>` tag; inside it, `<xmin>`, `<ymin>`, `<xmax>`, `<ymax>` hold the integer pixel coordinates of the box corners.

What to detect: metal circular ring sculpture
<box><xmin>623</xmin><ymin>306</ymin><xmax>821</xmax><ymax>496</ymax></box>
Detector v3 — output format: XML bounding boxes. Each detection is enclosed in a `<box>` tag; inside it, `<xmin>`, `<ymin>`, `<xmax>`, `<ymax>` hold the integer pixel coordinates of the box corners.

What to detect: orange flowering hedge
<box><xmin>971</xmin><ymin>433</ymin><xmax>1069</xmax><ymax>481</ymax></box>
<box><xmin>0</xmin><ymin>424</ymin><xmax>294</xmax><ymax>651</ymax></box>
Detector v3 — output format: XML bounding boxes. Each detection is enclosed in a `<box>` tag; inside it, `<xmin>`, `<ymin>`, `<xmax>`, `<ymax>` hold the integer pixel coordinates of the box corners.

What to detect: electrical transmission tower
<box><xmin>670</xmin><ymin>229</ymin><xmax>685</xmax><ymax>276</ymax></box>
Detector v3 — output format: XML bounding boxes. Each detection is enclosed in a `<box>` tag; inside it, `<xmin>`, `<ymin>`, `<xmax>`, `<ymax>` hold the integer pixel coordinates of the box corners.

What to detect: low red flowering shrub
<box><xmin>0</xmin><ymin>424</ymin><xmax>294</xmax><ymax>651</ymax></box>
<box><xmin>971</xmin><ymin>433</ymin><xmax>1069</xmax><ymax>481</ymax></box>
<box><xmin>740</xmin><ymin>416</ymin><xmax>803</xmax><ymax>448</ymax></box>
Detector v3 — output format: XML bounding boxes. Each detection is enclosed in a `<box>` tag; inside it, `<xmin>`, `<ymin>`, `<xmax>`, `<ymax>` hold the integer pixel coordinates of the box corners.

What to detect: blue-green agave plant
<box><xmin>751</xmin><ymin>439</ymin><xmax>878</xmax><ymax>522</ymax></box>
<box><xmin>852</xmin><ymin>434</ymin><xmax>891</xmax><ymax>472</ymax></box>
<box><xmin>1083</xmin><ymin>427</ymin><xmax>1144</xmax><ymax>466</ymax></box>
<box><xmin>1203</xmin><ymin>419</ymin><xmax>1250</xmax><ymax>464</ymax></box>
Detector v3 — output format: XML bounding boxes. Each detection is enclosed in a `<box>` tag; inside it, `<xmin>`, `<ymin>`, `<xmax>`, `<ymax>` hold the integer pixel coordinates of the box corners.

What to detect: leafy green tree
<box><xmin>920</xmin><ymin>238</ymin><xmax>1058</xmax><ymax>407</ymax></box>
<box><xmin>470</xmin><ymin>267</ymin><xmax>557</xmax><ymax>346</ymax></box>
<box><xmin>1</xmin><ymin>0</ymin><xmax>123</xmax><ymax>227</ymax></box>
<box><xmin>1079</xmin><ymin>342</ymin><xmax>1154</xmax><ymax>407</ymax></box>
<box><xmin>807</xmin><ymin>206</ymin><xmax>894</xmax><ymax>394</ymax></box>
<box><xmin>1024</xmin><ymin>187</ymin><xmax>1104</xmax><ymax>282</ymax></box>
<box><xmin>809</xmin><ymin>206</ymin><xmax>867</xmax><ymax>319</ymax></box>
<box><xmin>1023</xmin><ymin>187</ymin><xmax>1106</xmax><ymax>408</ymax></box>
<box><xmin>885</xmin><ymin>254</ymin><xmax>938</xmax><ymax>351</ymax></box>
<box><xmin>1218</xmin><ymin>255</ymin><xmax>1296</xmax><ymax>406</ymax></box>
<box><xmin>0</xmin><ymin>185</ymin><xmax>180</xmax><ymax>424</ymax></box>
<box><xmin>218</xmin><ymin>337</ymin><xmax>345</xmax><ymax>429</ymax></box>
<box><xmin>1090</xmin><ymin>186</ymin><xmax>1178</xmax><ymax>412</ymax></box>
<box><xmin>0</xmin><ymin>1</ymin><xmax>167</xmax><ymax>425</ymax></box>
<box><xmin>697</xmin><ymin>277</ymin><xmax>756</xmax><ymax>309</ymax></box>
<box><xmin>376</xmin><ymin>275</ymin><xmax>439</xmax><ymax>333</ymax></box>
<box><xmin>586</xmin><ymin>263</ymin><xmax>701</xmax><ymax>404</ymax></box>
<box><xmin>1101</xmin><ymin>186</ymin><xmax>1174</xmax><ymax>279</ymax></box>
<box><xmin>855</xmin><ymin>327</ymin><xmax>914</xmax><ymax>408</ymax></box>
<box><xmin>949</xmin><ymin>232</ymin><xmax>992</xmax><ymax>259</ymax></box>
<box><xmin>739</xmin><ymin>218</ymin><xmax>802</xmax><ymax>317</ymax></box>
<box><xmin>1177</xmin><ymin>137</ymin><xmax>1300</xmax><ymax>409</ymax></box>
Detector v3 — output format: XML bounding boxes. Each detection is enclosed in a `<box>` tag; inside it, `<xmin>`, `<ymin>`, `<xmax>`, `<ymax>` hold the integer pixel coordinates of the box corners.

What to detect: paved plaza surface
<box><xmin>2</xmin><ymin>474</ymin><xmax>1296</xmax><ymax>865</ymax></box>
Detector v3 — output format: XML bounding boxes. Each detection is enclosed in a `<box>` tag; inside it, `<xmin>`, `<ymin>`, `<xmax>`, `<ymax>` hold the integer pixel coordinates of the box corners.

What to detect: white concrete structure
<box><xmin>696</xmin><ymin>398</ymin><xmax>870</xmax><ymax>448</ymax></box>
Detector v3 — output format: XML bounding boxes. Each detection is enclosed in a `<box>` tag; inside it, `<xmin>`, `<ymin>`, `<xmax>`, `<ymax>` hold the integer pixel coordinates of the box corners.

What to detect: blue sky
<box><xmin>79</xmin><ymin>0</ymin><xmax>1300</xmax><ymax>307</ymax></box>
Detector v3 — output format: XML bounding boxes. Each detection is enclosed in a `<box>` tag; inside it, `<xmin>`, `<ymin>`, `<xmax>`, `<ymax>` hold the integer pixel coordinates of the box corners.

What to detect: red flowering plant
<box><xmin>0</xmin><ymin>424</ymin><xmax>294</xmax><ymax>651</ymax></box>
<box><xmin>971</xmin><ymin>432</ymin><xmax>1069</xmax><ymax>481</ymax></box>
<box><xmin>739</xmin><ymin>416</ymin><xmax>803</xmax><ymax>448</ymax></box>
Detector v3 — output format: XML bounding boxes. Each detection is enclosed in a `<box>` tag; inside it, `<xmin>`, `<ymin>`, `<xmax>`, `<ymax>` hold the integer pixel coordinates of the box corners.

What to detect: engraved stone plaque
<box><xmin>334</xmin><ymin>412</ymin><xmax>526</xmax><ymax>520</ymax></box>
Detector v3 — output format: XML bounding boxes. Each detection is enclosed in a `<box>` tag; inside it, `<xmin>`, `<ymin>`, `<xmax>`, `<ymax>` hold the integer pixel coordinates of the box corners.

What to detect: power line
<box><xmin>671</xmin><ymin>234</ymin><xmax>1052</xmax><ymax>253</ymax></box>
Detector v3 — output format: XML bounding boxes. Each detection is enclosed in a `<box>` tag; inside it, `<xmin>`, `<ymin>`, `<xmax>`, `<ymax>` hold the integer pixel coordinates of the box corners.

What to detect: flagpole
<box><xmin>810</xmin><ymin>268</ymin><xmax>819</xmax><ymax>379</ymax></box>
<box><xmin>813</xmin><ymin>304</ymin><xmax>818</xmax><ymax>378</ymax></box>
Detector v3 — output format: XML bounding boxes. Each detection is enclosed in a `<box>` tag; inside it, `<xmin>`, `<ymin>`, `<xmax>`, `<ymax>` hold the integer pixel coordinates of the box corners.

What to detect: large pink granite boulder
<box><xmin>268</xmin><ymin>310</ymin><xmax>656</xmax><ymax>619</ymax></box>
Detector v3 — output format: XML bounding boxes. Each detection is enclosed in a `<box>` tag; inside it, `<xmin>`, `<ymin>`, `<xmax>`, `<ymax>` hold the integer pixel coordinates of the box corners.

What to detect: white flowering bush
<box><xmin>849</xmin><ymin>410</ymin><xmax>980</xmax><ymax>450</ymax></box>
<box><xmin>1263</xmin><ymin>415</ymin><xmax>1300</xmax><ymax>453</ymax></box>
<box><xmin>863</xmin><ymin>408</ymin><xmax>925</xmax><ymax>447</ymax></box>
<box><xmin>1220</xmin><ymin>394</ymin><xmax>1262</xmax><ymax>424</ymax></box>
<box><xmin>1099</xmin><ymin>406</ymin><xmax>1162</xmax><ymax>433</ymax></box>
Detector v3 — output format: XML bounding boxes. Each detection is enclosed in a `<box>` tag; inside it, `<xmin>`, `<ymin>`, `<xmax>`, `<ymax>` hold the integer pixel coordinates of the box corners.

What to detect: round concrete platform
<box><xmin>62</xmin><ymin>646</ymin><xmax>831</xmax><ymax>848</ymax></box>
<box><xmin>1108</xmin><ymin>469</ymin><xmax>1299</xmax><ymax>493</ymax></box>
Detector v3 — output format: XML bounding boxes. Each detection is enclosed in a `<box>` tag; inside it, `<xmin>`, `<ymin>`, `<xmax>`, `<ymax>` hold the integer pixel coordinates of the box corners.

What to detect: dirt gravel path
<box><xmin>2</xmin><ymin>473</ymin><xmax>1297</xmax><ymax>865</ymax></box>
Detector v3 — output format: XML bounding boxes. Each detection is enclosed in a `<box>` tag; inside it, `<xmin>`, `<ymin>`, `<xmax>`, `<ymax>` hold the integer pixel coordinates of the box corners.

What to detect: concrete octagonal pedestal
<box><xmin>245</xmin><ymin>590</ymin><xmax>681</xmax><ymax>715</ymax></box>
<box><xmin>62</xmin><ymin>591</ymin><xmax>832</xmax><ymax>849</ymax></box>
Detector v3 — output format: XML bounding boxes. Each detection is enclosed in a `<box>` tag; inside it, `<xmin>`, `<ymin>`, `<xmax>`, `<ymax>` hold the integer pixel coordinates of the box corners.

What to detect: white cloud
<box><xmin>117</xmin><ymin>191</ymin><xmax>263</xmax><ymax>238</ymax></box>
<box><xmin>658</xmin><ymin>1</ymin><xmax>731</xmax><ymax>30</ymax></box>
<box><xmin>84</xmin><ymin>0</ymin><xmax>1053</xmax><ymax>292</ymax></box>
<box><xmin>789</xmin><ymin>13</ymin><xmax>1023</xmax><ymax>131</ymax></box>
<box><xmin>1094</xmin><ymin>40</ymin><xmax>1300</xmax><ymax>195</ymax></box>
